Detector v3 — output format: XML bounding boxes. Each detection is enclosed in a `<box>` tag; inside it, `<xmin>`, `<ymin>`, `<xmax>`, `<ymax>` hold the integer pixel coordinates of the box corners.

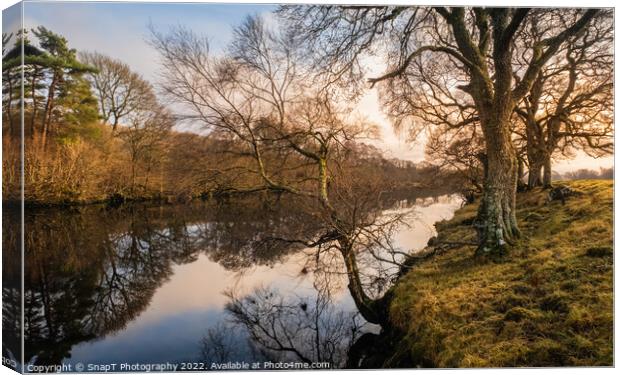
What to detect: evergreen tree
<box><xmin>31</xmin><ymin>26</ymin><xmax>97</xmax><ymax>146</ymax></box>
<box><xmin>2</xmin><ymin>27</ymin><xmax>98</xmax><ymax>144</ymax></box>
<box><xmin>55</xmin><ymin>73</ymin><xmax>101</xmax><ymax>144</ymax></box>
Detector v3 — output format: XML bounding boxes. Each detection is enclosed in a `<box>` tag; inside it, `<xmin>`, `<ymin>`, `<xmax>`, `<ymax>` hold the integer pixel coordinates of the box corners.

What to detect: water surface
<box><xmin>2</xmin><ymin>193</ymin><xmax>461</xmax><ymax>370</ymax></box>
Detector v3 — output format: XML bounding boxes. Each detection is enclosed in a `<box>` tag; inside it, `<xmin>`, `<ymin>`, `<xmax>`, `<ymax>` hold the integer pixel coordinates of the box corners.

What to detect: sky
<box><xmin>6</xmin><ymin>1</ymin><xmax>614</xmax><ymax>172</ymax></box>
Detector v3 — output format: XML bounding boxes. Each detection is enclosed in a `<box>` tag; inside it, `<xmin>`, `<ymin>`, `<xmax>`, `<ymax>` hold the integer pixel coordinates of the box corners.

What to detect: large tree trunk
<box><xmin>527</xmin><ymin>160</ymin><xmax>543</xmax><ymax>188</ymax></box>
<box><xmin>476</xmin><ymin>116</ymin><xmax>520</xmax><ymax>256</ymax></box>
<box><xmin>525</xmin><ymin>118</ymin><xmax>544</xmax><ymax>189</ymax></box>
<box><xmin>542</xmin><ymin>156</ymin><xmax>552</xmax><ymax>188</ymax></box>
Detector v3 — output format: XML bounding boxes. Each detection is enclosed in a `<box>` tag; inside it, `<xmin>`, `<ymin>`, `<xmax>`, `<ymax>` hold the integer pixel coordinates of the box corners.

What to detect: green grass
<box><xmin>389</xmin><ymin>180</ymin><xmax>613</xmax><ymax>367</ymax></box>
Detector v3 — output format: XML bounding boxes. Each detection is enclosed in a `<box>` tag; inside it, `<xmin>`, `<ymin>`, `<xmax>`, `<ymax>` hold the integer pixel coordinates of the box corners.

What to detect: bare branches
<box><xmin>150</xmin><ymin>16</ymin><xmax>378</xmax><ymax>206</ymax></box>
<box><xmin>514</xmin><ymin>10</ymin><xmax>613</xmax><ymax>186</ymax></box>
<box><xmin>223</xmin><ymin>286</ymin><xmax>362</xmax><ymax>367</ymax></box>
<box><xmin>80</xmin><ymin>52</ymin><xmax>157</xmax><ymax>131</ymax></box>
<box><xmin>368</xmin><ymin>45</ymin><xmax>474</xmax><ymax>88</ymax></box>
<box><xmin>500</xmin><ymin>8</ymin><xmax>531</xmax><ymax>48</ymax></box>
<box><xmin>512</xmin><ymin>9</ymin><xmax>600</xmax><ymax>102</ymax></box>
<box><xmin>278</xmin><ymin>6</ymin><xmax>429</xmax><ymax>98</ymax></box>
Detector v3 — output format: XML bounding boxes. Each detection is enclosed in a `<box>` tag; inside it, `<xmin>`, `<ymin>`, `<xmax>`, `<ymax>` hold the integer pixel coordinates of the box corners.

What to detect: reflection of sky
<box><xmin>68</xmin><ymin>309</ymin><xmax>224</xmax><ymax>365</ymax></box>
<box><xmin>66</xmin><ymin>252</ymin><xmax>319</xmax><ymax>365</ymax></box>
<box><xmin>62</xmin><ymin>195</ymin><xmax>461</xmax><ymax>366</ymax></box>
<box><xmin>392</xmin><ymin>195</ymin><xmax>463</xmax><ymax>252</ymax></box>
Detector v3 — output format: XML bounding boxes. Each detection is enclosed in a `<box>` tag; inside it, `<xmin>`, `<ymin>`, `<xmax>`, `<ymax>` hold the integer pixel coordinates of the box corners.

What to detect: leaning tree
<box><xmin>279</xmin><ymin>6</ymin><xmax>600</xmax><ymax>255</ymax></box>
<box><xmin>150</xmin><ymin>16</ymin><xmax>411</xmax><ymax>325</ymax></box>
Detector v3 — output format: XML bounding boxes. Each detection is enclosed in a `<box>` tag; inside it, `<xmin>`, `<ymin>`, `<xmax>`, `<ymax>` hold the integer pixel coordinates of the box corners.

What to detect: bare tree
<box><xmin>149</xmin><ymin>16</ymin><xmax>414</xmax><ymax>324</ymax></box>
<box><xmin>563</xmin><ymin>167</ymin><xmax>613</xmax><ymax>180</ymax></box>
<box><xmin>224</xmin><ymin>286</ymin><xmax>364</xmax><ymax>367</ymax></box>
<box><xmin>200</xmin><ymin>323</ymin><xmax>250</xmax><ymax>364</ymax></box>
<box><xmin>80</xmin><ymin>52</ymin><xmax>173</xmax><ymax>196</ymax></box>
<box><xmin>280</xmin><ymin>6</ymin><xmax>600</xmax><ymax>255</ymax></box>
<box><xmin>80</xmin><ymin>52</ymin><xmax>157</xmax><ymax>132</ymax></box>
<box><xmin>117</xmin><ymin>104</ymin><xmax>172</xmax><ymax>196</ymax></box>
<box><xmin>149</xmin><ymin>17</ymin><xmax>374</xmax><ymax>199</ymax></box>
<box><xmin>514</xmin><ymin>11</ymin><xmax>613</xmax><ymax>188</ymax></box>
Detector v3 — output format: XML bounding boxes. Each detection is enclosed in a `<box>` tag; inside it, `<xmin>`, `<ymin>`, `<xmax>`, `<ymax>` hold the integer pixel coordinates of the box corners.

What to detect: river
<box><xmin>2</xmin><ymin>193</ymin><xmax>461</xmax><ymax>371</ymax></box>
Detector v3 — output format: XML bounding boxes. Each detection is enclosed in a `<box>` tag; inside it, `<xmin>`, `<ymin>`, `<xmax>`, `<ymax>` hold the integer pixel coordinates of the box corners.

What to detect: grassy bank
<box><xmin>389</xmin><ymin>180</ymin><xmax>613</xmax><ymax>367</ymax></box>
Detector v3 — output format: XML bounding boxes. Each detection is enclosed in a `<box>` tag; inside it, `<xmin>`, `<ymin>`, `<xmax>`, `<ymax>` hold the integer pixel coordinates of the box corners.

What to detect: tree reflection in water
<box><xmin>2</xmin><ymin>206</ymin><xmax>22</xmax><ymax>371</ymax></box>
<box><xmin>2</xmin><ymin>191</ymin><xmax>457</xmax><ymax>369</ymax></box>
<box><xmin>201</xmin><ymin>194</ymin><xmax>459</xmax><ymax>369</ymax></box>
<box><xmin>218</xmin><ymin>283</ymin><xmax>367</xmax><ymax>368</ymax></box>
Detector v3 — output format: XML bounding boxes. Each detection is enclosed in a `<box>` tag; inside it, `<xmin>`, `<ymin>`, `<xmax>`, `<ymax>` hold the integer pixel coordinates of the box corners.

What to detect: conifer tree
<box><xmin>2</xmin><ymin>27</ymin><xmax>98</xmax><ymax>145</ymax></box>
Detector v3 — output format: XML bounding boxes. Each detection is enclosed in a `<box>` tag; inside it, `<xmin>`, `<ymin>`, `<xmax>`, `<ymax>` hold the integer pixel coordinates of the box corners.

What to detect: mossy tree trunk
<box><xmin>522</xmin><ymin>73</ymin><xmax>545</xmax><ymax>189</ymax></box>
<box><xmin>297</xmin><ymin>7</ymin><xmax>599</xmax><ymax>257</ymax></box>
<box><xmin>476</xmin><ymin>106</ymin><xmax>520</xmax><ymax>256</ymax></box>
<box><xmin>526</xmin><ymin>129</ymin><xmax>545</xmax><ymax>189</ymax></box>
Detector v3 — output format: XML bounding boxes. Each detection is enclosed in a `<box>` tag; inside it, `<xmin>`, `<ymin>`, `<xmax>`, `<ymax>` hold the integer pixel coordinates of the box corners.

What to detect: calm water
<box><xmin>2</xmin><ymin>193</ymin><xmax>460</xmax><ymax>371</ymax></box>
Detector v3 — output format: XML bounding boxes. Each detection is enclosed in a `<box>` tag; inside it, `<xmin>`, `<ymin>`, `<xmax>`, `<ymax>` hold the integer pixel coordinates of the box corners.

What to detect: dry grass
<box><xmin>389</xmin><ymin>180</ymin><xmax>613</xmax><ymax>367</ymax></box>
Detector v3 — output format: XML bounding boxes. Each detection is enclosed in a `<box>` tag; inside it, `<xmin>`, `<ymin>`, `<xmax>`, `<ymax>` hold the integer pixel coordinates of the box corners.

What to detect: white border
<box><xmin>0</xmin><ymin>1</ymin><xmax>617</xmax><ymax>375</ymax></box>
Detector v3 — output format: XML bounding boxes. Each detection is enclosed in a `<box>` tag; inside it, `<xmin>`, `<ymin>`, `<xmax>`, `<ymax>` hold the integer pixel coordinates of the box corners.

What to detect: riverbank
<box><xmin>3</xmin><ymin>192</ymin><xmax>202</xmax><ymax>209</ymax></box>
<box><xmin>4</xmin><ymin>183</ymin><xmax>461</xmax><ymax>208</ymax></box>
<box><xmin>387</xmin><ymin>180</ymin><xmax>613</xmax><ymax>367</ymax></box>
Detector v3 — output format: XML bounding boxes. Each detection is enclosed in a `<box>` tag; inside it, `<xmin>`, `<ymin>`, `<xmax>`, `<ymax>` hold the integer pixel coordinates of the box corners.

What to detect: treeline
<box><xmin>561</xmin><ymin>167</ymin><xmax>613</xmax><ymax>181</ymax></box>
<box><xmin>1</xmin><ymin>27</ymin><xmax>453</xmax><ymax>205</ymax></box>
